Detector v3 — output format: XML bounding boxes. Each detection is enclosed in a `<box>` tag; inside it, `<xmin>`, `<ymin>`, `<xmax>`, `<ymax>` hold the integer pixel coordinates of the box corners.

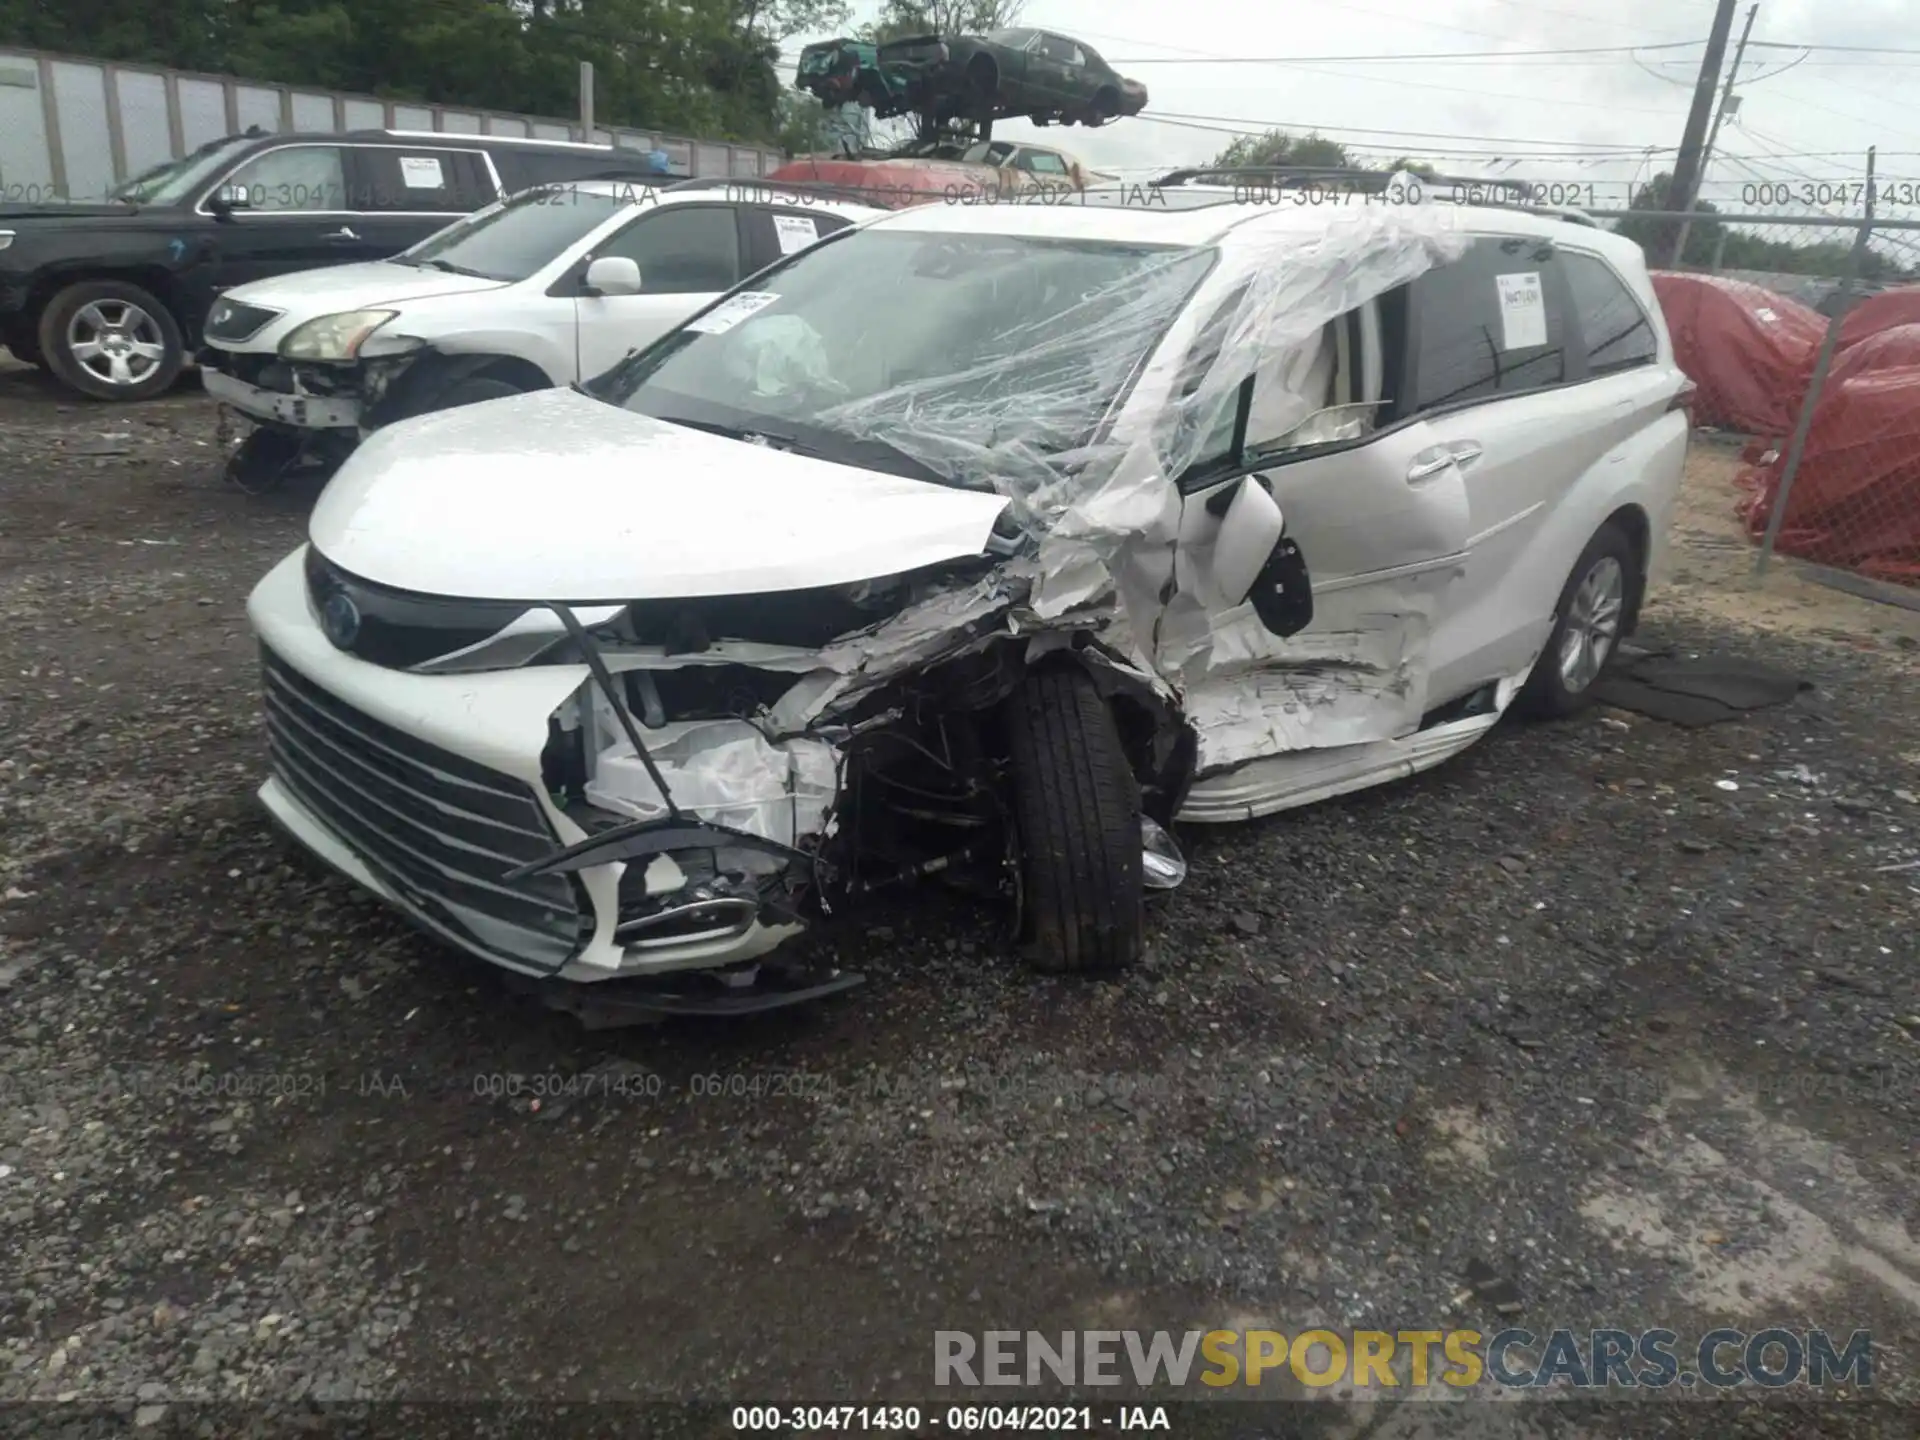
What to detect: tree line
<box><xmin>0</xmin><ymin>0</ymin><xmax>854</xmax><ymax>146</ymax></box>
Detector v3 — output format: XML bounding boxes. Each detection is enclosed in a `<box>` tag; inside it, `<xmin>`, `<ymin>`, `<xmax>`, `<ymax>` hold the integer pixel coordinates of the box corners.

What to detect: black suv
<box><xmin>0</xmin><ymin>127</ymin><xmax>682</xmax><ymax>402</ymax></box>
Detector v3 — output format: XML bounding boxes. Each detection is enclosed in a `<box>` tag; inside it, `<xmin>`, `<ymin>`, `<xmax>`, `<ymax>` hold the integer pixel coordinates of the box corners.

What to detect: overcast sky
<box><xmin>789</xmin><ymin>0</ymin><xmax>1920</xmax><ymax>210</ymax></box>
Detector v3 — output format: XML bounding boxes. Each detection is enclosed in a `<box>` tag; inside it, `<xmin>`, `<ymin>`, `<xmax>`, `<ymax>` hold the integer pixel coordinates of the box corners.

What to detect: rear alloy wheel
<box><xmin>1515</xmin><ymin>523</ymin><xmax>1636</xmax><ymax>719</ymax></box>
<box><xmin>1003</xmin><ymin>666</ymin><xmax>1144</xmax><ymax>974</ymax></box>
<box><xmin>39</xmin><ymin>280</ymin><xmax>184</xmax><ymax>401</ymax></box>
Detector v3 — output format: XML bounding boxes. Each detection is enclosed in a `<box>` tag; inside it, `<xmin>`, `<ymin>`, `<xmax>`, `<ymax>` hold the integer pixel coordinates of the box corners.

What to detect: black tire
<box><xmin>418</xmin><ymin>375</ymin><xmax>526</xmax><ymax>415</ymax></box>
<box><xmin>37</xmin><ymin>279</ymin><xmax>185</xmax><ymax>402</ymax></box>
<box><xmin>1003</xmin><ymin>666</ymin><xmax>1144</xmax><ymax>974</ymax></box>
<box><xmin>224</xmin><ymin>427</ymin><xmax>305</xmax><ymax>495</ymax></box>
<box><xmin>1514</xmin><ymin>522</ymin><xmax>1638</xmax><ymax>720</ymax></box>
<box><xmin>1089</xmin><ymin>86</ymin><xmax>1120</xmax><ymax>125</ymax></box>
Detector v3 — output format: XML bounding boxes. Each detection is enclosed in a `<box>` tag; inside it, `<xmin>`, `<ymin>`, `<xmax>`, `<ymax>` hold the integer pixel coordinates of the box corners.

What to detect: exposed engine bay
<box><xmin>512</xmin><ymin>561</ymin><xmax>1196</xmax><ymax>977</ymax></box>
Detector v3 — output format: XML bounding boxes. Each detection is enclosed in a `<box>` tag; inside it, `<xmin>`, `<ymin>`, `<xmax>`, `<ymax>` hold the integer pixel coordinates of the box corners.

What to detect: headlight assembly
<box><xmin>278</xmin><ymin>310</ymin><xmax>399</xmax><ymax>361</ymax></box>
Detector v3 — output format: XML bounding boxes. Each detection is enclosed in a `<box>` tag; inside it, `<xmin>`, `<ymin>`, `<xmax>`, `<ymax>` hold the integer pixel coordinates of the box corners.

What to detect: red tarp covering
<box><xmin>765</xmin><ymin>157</ymin><xmax>997</xmax><ymax>208</ymax></box>
<box><xmin>1737</xmin><ymin>346</ymin><xmax>1920</xmax><ymax>584</ymax></box>
<box><xmin>1650</xmin><ymin>272</ymin><xmax>1826</xmax><ymax>437</ymax></box>
<box><xmin>1835</xmin><ymin>285</ymin><xmax>1920</xmax><ymax>354</ymax></box>
<box><xmin>1829</xmin><ymin>321</ymin><xmax>1920</xmax><ymax>384</ymax></box>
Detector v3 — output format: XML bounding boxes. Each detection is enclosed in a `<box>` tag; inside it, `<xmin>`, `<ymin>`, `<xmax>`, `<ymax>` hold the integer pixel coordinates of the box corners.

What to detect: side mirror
<box><xmin>208</xmin><ymin>185</ymin><xmax>251</xmax><ymax>219</ymax></box>
<box><xmin>1210</xmin><ymin>474</ymin><xmax>1313</xmax><ymax>638</ymax></box>
<box><xmin>584</xmin><ymin>255</ymin><xmax>642</xmax><ymax>297</ymax></box>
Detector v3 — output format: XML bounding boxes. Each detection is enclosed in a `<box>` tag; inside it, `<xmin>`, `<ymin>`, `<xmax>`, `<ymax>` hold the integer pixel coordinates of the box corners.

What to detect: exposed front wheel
<box><xmin>1003</xmin><ymin>666</ymin><xmax>1144</xmax><ymax>974</ymax></box>
<box><xmin>224</xmin><ymin>427</ymin><xmax>307</xmax><ymax>494</ymax></box>
<box><xmin>1515</xmin><ymin>522</ymin><xmax>1636</xmax><ymax>719</ymax></box>
<box><xmin>420</xmin><ymin>375</ymin><xmax>527</xmax><ymax>414</ymax></box>
<box><xmin>38</xmin><ymin>280</ymin><xmax>185</xmax><ymax>401</ymax></box>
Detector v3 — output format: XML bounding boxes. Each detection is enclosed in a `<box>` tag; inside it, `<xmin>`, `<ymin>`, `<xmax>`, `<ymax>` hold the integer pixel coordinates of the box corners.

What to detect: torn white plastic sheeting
<box><xmin>767</xmin><ymin>570</ymin><xmax>1036</xmax><ymax>731</ymax></box>
<box><xmin>814</xmin><ymin>202</ymin><xmax>1468</xmax><ymax>698</ymax></box>
<box><xmin>586</xmin><ymin>719</ymin><xmax>839</xmax><ymax>847</ymax></box>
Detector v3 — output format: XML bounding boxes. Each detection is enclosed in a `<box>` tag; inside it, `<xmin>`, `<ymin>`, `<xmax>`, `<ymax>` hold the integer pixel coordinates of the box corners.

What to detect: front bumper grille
<box><xmin>204</xmin><ymin>298</ymin><xmax>282</xmax><ymax>344</ymax></box>
<box><xmin>261</xmin><ymin>645</ymin><xmax>590</xmax><ymax>971</ymax></box>
<box><xmin>305</xmin><ymin>548</ymin><xmax>533</xmax><ymax>670</ymax></box>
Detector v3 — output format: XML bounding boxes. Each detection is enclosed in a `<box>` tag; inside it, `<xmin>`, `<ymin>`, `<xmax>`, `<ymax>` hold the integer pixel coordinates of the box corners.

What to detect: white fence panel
<box><xmin>0</xmin><ymin>46</ymin><xmax>781</xmax><ymax>198</ymax></box>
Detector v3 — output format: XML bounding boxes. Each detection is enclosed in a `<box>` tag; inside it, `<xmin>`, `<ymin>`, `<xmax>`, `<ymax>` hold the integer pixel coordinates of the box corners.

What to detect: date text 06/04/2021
<box><xmin>730</xmin><ymin>1407</ymin><xmax>1169</xmax><ymax>1431</ymax></box>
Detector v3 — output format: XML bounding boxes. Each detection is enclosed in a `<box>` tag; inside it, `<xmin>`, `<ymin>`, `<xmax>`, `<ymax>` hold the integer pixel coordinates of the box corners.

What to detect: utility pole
<box><xmin>579</xmin><ymin>60</ymin><xmax>595</xmax><ymax>142</ymax></box>
<box><xmin>1660</xmin><ymin>0</ymin><xmax>1742</xmax><ymax>267</ymax></box>
<box><xmin>1673</xmin><ymin>2</ymin><xmax>1759</xmax><ymax>266</ymax></box>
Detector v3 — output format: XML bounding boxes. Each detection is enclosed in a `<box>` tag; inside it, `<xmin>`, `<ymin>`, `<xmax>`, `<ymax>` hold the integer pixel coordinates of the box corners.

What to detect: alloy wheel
<box><xmin>65</xmin><ymin>299</ymin><xmax>168</xmax><ymax>389</ymax></box>
<box><xmin>1557</xmin><ymin>555</ymin><xmax>1625</xmax><ymax>693</ymax></box>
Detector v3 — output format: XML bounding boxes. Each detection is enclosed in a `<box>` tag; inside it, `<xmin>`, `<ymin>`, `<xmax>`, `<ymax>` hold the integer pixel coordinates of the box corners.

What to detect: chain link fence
<box><xmin>1582</xmin><ymin>194</ymin><xmax>1920</xmax><ymax>600</ymax></box>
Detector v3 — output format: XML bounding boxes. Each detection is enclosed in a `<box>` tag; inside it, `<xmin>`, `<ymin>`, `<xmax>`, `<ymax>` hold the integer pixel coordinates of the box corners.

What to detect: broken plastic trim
<box><xmin>503</xmin><ymin>821</ymin><xmax>808</xmax><ymax>882</ymax></box>
<box><xmin>547</xmin><ymin>602</ymin><xmax>681</xmax><ymax>819</ymax></box>
<box><xmin>1141</xmin><ymin>816</ymin><xmax>1186</xmax><ymax>890</ymax></box>
<box><xmin>502</xmin><ymin>603</ymin><xmax>815</xmax><ymax>883</ymax></box>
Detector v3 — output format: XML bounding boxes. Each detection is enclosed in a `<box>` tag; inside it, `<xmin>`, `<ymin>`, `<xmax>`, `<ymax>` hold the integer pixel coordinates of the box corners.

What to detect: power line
<box><xmin>1254</xmin><ymin>59</ymin><xmax>1686</xmax><ymax>115</ymax></box>
<box><xmin>1108</xmin><ymin>41</ymin><xmax>1704</xmax><ymax>64</ymax></box>
<box><xmin>1748</xmin><ymin>41</ymin><xmax>1920</xmax><ymax>55</ymax></box>
<box><xmin>1135</xmin><ymin>109</ymin><xmax>1676</xmax><ymax>152</ymax></box>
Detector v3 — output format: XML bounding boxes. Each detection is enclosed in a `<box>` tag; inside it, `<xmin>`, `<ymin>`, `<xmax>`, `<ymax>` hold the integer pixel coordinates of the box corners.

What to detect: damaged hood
<box><xmin>307</xmin><ymin>387</ymin><xmax>1012</xmax><ymax>601</ymax></box>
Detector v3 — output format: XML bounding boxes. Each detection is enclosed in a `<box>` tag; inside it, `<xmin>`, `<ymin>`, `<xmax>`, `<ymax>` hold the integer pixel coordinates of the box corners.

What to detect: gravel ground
<box><xmin>1</xmin><ymin>367</ymin><xmax>1916</xmax><ymax>1437</ymax></box>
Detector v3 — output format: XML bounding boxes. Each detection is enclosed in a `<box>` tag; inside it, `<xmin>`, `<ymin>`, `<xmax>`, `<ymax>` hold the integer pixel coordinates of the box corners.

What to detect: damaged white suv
<box><xmin>246</xmin><ymin>179</ymin><xmax>1689</xmax><ymax>1018</ymax></box>
<box><xmin>199</xmin><ymin>179</ymin><xmax>878</xmax><ymax>489</ymax></box>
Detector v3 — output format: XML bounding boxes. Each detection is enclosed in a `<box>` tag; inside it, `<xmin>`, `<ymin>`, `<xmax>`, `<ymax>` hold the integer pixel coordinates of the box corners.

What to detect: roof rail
<box><xmin>1150</xmin><ymin>165</ymin><xmax>1598</xmax><ymax>226</ymax></box>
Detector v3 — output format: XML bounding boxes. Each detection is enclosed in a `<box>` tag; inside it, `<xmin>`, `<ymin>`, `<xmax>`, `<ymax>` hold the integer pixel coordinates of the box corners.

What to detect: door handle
<box><xmin>323</xmin><ymin>226</ymin><xmax>360</xmax><ymax>242</ymax></box>
<box><xmin>1446</xmin><ymin>440</ymin><xmax>1484</xmax><ymax>470</ymax></box>
<box><xmin>1407</xmin><ymin>447</ymin><xmax>1456</xmax><ymax>483</ymax></box>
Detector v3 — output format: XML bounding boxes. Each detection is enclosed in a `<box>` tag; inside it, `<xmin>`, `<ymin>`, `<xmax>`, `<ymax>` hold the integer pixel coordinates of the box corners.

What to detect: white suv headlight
<box><xmin>278</xmin><ymin>310</ymin><xmax>400</xmax><ymax>361</ymax></box>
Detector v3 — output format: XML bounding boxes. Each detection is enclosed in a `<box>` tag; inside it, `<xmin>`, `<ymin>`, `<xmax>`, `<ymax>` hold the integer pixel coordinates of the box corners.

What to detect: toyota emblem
<box><xmin>321</xmin><ymin>591</ymin><xmax>361</xmax><ymax>650</ymax></box>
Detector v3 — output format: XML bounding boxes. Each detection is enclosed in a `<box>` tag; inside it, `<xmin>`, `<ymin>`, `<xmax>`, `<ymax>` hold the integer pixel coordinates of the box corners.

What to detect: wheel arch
<box><xmin>1600</xmin><ymin>501</ymin><xmax>1652</xmax><ymax>636</ymax></box>
<box><xmin>29</xmin><ymin>266</ymin><xmax>188</xmax><ymax>339</ymax></box>
<box><xmin>365</xmin><ymin>348</ymin><xmax>555</xmax><ymax>426</ymax></box>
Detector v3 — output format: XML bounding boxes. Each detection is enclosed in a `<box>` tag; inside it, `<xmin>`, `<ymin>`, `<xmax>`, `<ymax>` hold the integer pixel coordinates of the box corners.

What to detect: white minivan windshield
<box><xmin>594</xmin><ymin>228</ymin><xmax>1214</xmax><ymax>488</ymax></box>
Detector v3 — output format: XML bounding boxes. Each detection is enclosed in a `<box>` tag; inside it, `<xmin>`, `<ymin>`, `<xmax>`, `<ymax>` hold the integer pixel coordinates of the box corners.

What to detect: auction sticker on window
<box><xmin>772</xmin><ymin>214</ymin><xmax>819</xmax><ymax>255</ymax></box>
<box><xmin>685</xmin><ymin>291</ymin><xmax>781</xmax><ymax>334</ymax></box>
<box><xmin>1495</xmin><ymin>271</ymin><xmax>1547</xmax><ymax>350</ymax></box>
<box><xmin>399</xmin><ymin>156</ymin><xmax>445</xmax><ymax>189</ymax></box>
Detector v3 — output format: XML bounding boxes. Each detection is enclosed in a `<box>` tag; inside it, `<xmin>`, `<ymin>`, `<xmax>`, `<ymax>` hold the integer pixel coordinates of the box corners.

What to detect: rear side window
<box><xmin>741</xmin><ymin>206</ymin><xmax>857</xmax><ymax>271</ymax></box>
<box><xmin>350</xmin><ymin>148</ymin><xmax>492</xmax><ymax>213</ymax></box>
<box><xmin>1409</xmin><ymin>236</ymin><xmax>1570</xmax><ymax>412</ymax></box>
<box><xmin>1561</xmin><ymin>251</ymin><xmax>1658</xmax><ymax>375</ymax></box>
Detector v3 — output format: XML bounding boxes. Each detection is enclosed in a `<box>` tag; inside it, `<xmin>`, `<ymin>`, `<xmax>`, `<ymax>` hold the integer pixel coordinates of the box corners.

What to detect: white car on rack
<box><xmin>197</xmin><ymin>179</ymin><xmax>882</xmax><ymax>487</ymax></box>
<box><xmin>245</xmin><ymin>169</ymin><xmax>1690</xmax><ymax>1022</ymax></box>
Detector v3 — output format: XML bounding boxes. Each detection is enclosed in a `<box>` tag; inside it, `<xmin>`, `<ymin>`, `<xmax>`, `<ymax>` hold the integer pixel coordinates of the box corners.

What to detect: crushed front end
<box><xmin>249</xmin><ymin>535</ymin><xmax>1190</xmax><ymax>1017</ymax></box>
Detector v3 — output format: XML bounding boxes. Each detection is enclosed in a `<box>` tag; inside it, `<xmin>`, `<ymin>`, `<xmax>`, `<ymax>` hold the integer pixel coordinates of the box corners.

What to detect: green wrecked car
<box><xmin>794</xmin><ymin>27</ymin><xmax>1148</xmax><ymax>129</ymax></box>
<box><xmin>794</xmin><ymin>39</ymin><xmax>914</xmax><ymax>116</ymax></box>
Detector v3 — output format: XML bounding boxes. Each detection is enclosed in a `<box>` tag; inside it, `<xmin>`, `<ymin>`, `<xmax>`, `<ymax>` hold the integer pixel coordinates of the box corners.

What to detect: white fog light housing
<box><xmin>279</xmin><ymin>309</ymin><xmax>400</xmax><ymax>361</ymax></box>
